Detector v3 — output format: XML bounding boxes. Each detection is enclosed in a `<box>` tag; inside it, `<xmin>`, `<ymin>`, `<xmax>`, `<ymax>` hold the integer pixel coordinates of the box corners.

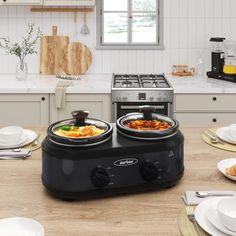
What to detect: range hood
<box><xmin>43</xmin><ymin>0</ymin><xmax>95</xmax><ymax>6</ymax></box>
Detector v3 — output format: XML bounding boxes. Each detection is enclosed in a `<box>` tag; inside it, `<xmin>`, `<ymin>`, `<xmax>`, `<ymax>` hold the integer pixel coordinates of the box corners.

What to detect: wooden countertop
<box><xmin>0</xmin><ymin>127</ymin><xmax>235</xmax><ymax>236</ymax></box>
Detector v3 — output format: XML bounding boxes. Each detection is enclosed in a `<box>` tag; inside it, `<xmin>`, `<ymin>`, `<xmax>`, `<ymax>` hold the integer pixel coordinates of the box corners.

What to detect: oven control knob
<box><xmin>140</xmin><ymin>161</ymin><xmax>159</xmax><ymax>182</ymax></box>
<box><xmin>91</xmin><ymin>167</ymin><xmax>110</xmax><ymax>188</ymax></box>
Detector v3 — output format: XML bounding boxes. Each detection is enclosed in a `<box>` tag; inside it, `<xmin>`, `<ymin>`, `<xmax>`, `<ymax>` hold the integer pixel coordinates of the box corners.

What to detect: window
<box><xmin>96</xmin><ymin>0</ymin><xmax>163</xmax><ymax>50</ymax></box>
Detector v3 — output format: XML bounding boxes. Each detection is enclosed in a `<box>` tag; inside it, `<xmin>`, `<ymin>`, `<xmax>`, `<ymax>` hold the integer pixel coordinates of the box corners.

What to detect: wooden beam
<box><xmin>30</xmin><ymin>7</ymin><xmax>94</xmax><ymax>12</ymax></box>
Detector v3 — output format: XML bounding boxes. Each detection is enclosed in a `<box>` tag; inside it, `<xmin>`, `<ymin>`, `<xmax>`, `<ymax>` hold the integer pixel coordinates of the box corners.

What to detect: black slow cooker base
<box><xmin>42</xmin><ymin>169</ymin><xmax>184</xmax><ymax>201</ymax></box>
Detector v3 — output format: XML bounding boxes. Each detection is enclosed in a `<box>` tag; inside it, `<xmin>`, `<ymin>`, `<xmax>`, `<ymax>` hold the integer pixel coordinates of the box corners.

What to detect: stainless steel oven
<box><xmin>111</xmin><ymin>74</ymin><xmax>174</xmax><ymax>121</ymax></box>
<box><xmin>112</xmin><ymin>102</ymin><xmax>173</xmax><ymax>121</ymax></box>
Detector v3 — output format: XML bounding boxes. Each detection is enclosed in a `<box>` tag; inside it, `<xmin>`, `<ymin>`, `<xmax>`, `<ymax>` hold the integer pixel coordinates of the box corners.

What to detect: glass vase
<box><xmin>16</xmin><ymin>60</ymin><xmax>28</xmax><ymax>81</ymax></box>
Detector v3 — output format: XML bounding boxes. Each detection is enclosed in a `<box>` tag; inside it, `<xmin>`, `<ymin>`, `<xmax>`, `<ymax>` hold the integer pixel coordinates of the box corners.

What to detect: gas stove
<box><xmin>113</xmin><ymin>74</ymin><xmax>171</xmax><ymax>89</ymax></box>
<box><xmin>112</xmin><ymin>74</ymin><xmax>174</xmax><ymax>120</ymax></box>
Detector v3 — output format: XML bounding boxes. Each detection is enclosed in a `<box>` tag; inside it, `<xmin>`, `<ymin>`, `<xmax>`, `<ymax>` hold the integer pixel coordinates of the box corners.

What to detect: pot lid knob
<box><xmin>71</xmin><ymin>110</ymin><xmax>89</xmax><ymax>126</ymax></box>
<box><xmin>139</xmin><ymin>106</ymin><xmax>156</xmax><ymax>120</ymax></box>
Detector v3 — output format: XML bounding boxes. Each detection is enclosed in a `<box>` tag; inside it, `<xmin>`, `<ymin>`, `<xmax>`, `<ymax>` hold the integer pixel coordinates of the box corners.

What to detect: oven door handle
<box><xmin>120</xmin><ymin>105</ymin><xmax>165</xmax><ymax>110</ymax></box>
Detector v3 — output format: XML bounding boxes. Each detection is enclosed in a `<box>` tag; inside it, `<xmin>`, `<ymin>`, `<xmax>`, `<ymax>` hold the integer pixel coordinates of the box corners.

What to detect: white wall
<box><xmin>0</xmin><ymin>0</ymin><xmax>235</xmax><ymax>75</ymax></box>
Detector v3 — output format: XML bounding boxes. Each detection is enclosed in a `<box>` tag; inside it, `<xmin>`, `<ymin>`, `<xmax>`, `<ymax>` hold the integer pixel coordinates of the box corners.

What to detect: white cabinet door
<box><xmin>50</xmin><ymin>94</ymin><xmax>111</xmax><ymax>124</ymax></box>
<box><xmin>175</xmin><ymin>113</ymin><xmax>236</xmax><ymax>126</ymax></box>
<box><xmin>43</xmin><ymin>0</ymin><xmax>95</xmax><ymax>6</ymax></box>
<box><xmin>175</xmin><ymin>94</ymin><xmax>236</xmax><ymax>126</ymax></box>
<box><xmin>0</xmin><ymin>94</ymin><xmax>49</xmax><ymax>126</ymax></box>
<box><xmin>1</xmin><ymin>0</ymin><xmax>42</xmax><ymax>5</ymax></box>
<box><xmin>175</xmin><ymin>94</ymin><xmax>236</xmax><ymax>112</ymax></box>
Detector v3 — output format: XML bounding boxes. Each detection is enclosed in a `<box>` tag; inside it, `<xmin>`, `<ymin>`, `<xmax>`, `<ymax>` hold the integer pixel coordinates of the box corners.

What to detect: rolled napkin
<box><xmin>0</xmin><ymin>149</ymin><xmax>31</xmax><ymax>159</ymax></box>
<box><xmin>183</xmin><ymin>190</ymin><xmax>236</xmax><ymax>205</ymax></box>
<box><xmin>55</xmin><ymin>81</ymin><xmax>74</xmax><ymax>109</ymax></box>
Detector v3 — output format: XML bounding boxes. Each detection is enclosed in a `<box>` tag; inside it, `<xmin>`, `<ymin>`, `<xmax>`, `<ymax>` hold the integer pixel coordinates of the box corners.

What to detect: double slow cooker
<box><xmin>42</xmin><ymin>106</ymin><xmax>184</xmax><ymax>200</ymax></box>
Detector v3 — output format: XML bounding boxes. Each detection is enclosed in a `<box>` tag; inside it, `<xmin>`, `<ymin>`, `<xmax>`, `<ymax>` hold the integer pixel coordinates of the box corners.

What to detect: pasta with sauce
<box><xmin>125</xmin><ymin>120</ymin><xmax>171</xmax><ymax>131</ymax></box>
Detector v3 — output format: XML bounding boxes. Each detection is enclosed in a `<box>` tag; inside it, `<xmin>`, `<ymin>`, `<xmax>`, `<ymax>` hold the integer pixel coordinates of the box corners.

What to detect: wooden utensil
<box><xmin>40</xmin><ymin>26</ymin><xmax>69</xmax><ymax>75</ymax></box>
<box><xmin>67</xmin><ymin>42</ymin><xmax>92</xmax><ymax>75</ymax></box>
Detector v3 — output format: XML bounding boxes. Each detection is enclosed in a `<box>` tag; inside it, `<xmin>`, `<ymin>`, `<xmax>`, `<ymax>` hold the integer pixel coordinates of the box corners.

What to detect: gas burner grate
<box><xmin>139</xmin><ymin>74</ymin><xmax>170</xmax><ymax>88</ymax></box>
<box><xmin>113</xmin><ymin>74</ymin><xmax>141</xmax><ymax>88</ymax></box>
<box><xmin>113</xmin><ymin>74</ymin><xmax>170</xmax><ymax>89</ymax></box>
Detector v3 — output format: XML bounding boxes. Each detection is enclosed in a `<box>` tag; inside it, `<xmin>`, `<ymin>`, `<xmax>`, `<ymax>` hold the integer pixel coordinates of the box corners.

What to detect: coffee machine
<box><xmin>207</xmin><ymin>37</ymin><xmax>236</xmax><ymax>83</ymax></box>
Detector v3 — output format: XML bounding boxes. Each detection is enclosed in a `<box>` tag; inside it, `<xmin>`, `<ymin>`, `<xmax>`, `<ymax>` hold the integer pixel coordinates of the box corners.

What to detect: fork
<box><xmin>186</xmin><ymin>206</ymin><xmax>202</xmax><ymax>236</ymax></box>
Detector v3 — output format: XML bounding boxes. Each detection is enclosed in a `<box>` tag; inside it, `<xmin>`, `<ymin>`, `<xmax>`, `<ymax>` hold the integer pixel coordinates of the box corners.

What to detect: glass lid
<box><xmin>120</xmin><ymin>106</ymin><xmax>175</xmax><ymax>131</ymax></box>
<box><xmin>47</xmin><ymin>110</ymin><xmax>113</xmax><ymax>146</ymax></box>
<box><xmin>51</xmin><ymin>110</ymin><xmax>109</xmax><ymax>139</ymax></box>
<box><xmin>116</xmin><ymin>106</ymin><xmax>179</xmax><ymax>139</ymax></box>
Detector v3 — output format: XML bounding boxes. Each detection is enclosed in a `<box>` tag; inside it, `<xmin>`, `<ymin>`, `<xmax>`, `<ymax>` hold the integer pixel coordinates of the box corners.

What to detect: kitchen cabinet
<box><xmin>43</xmin><ymin>0</ymin><xmax>95</xmax><ymax>6</ymax></box>
<box><xmin>0</xmin><ymin>0</ymin><xmax>42</xmax><ymax>5</ymax></box>
<box><xmin>0</xmin><ymin>94</ymin><xmax>49</xmax><ymax>126</ymax></box>
<box><xmin>50</xmin><ymin>94</ymin><xmax>111</xmax><ymax>124</ymax></box>
<box><xmin>174</xmin><ymin>94</ymin><xmax>236</xmax><ymax>125</ymax></box>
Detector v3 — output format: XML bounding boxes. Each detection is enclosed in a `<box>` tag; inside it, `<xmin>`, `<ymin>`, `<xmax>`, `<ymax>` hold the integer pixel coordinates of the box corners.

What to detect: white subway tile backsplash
<box><xmin>163</xmin><ymin>18</ymin><xmax>171</xmax><ymax>48</ymax></box>
<box><xmin>214</xmin><ymin>0</ymin><xmax>222</xmax><ymax>18</ymax></box>
<box><xmin>195</xmin><ymin>0</ymin><xmax>205</xmax><ymax>19</ymax></box>
<box><xmin>170</xmin><ymin>18</ymin><xmax>179</xmax><ymax>49</ymax></box>
<box><xmin>0</xmin><ymin>1</ymin><xmax>235</xmax><ymax>75</ymax></box>
<box><xmin>169</xmin><ymin>0</ymin><xmax>179</xmax><ymax>19</ymax></box>
<box><xmin>179</xmin><ymin>18</ymin><xmax>188</xmax><ymax>49</ymax></box>
<box><xmin>0</xmin><ymin>6</ymin><xmax>8</xmax><ymax>18</ymax></box>
<box><xmin>205</xmin><ymin>0</ymin><xmax>214</xmax><ymax>18</ymax></box>
<box><xmin>187</xmin><ymin>0</ymin><xmax>197</xmax><ymax>18</ymax></box>
<box><xmin>179</xmin><ymin>0</ymin><xmax>188</xmax><ymax>18</ymax></box>
<box><xmin>230</xmin><ymin>0</ymin><xmax>236</xmax><ymax>18</ymax></box>
<box><xmin>163</xmin><ymin>0</ymin><xmax>171</xmax><ymax>18</ymax></box>
<box><xmin>195</xmin><ymin>19</ymin><xmax>206</xmax><ymax>49</ymax></box>
<box><xmin>231</xmin><ymin>19</ymin><xmax>236</xmax><ymax>40</ymax></box>
<box><xmin>222</xmin><ymin>0</ymin><xmax>231</xmax><ymax>18</ymax></box>
<box><xmin>8</xmin><ymin>6</ymin><xmax>17</xmax><ymax>18</ymax></box>
<box><xmin>213</xmin><ymin>18</ymin><xmax>223</xmax><ymax>37</ymax></box>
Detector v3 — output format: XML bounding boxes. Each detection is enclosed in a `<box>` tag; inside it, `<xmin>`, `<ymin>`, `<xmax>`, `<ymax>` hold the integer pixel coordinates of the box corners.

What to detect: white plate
<box><xmin>0</xmin><ymin>129</ymin><xmax>37</xmax><ymax>149</ymax></box>
<box><xmin>206</xmin><ymin>197</ymin><xmax>236</xmax><ymax>236</ymax></box>
<box><xmin>0</xmin><ymin>217</ymin><xmax>44</xmax><ymax>236</ymax></box>
<box><xmin>217</xmin><ymin>158</ymin><xmax>236</xmax><ymax>181</ymax></box>
<box><xmin>195</xmin><ymin>198</ymin><xmax>229</xmax><ymax>236</ymax></box>
<box><xmin>0</xmin><ymin>132</ymin><xmax>28</xmax><ymax>148</ymax></box>
<box><xmin>216</xmin><ymin>127</ymin><xmax>236</xmax><ymax>144</ymax></box>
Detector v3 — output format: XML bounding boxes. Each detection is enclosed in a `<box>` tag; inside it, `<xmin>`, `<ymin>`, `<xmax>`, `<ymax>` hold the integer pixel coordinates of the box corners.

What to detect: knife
<box><xmin>206</xmin><ymin>130</ymin><xmax>224</xmax><ymax>144</ymax></box>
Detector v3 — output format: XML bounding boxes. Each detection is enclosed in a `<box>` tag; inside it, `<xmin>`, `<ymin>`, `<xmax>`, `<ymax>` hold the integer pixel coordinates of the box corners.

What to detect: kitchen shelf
<box><xmin>30</xmin><ymin>7</ymin><xmax>93</xmax><ymax>12</ymax></box>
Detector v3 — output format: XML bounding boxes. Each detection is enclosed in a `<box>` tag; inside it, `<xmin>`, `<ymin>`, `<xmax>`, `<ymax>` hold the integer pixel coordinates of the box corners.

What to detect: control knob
<box><xmin>140</xmin><ymin>161</ymin><xmax>159</xmax><ymax>182</ymax></box>
<box><xmin>91</xmin><ymin>167</ymin><xmax>110</xmax><ymax>188</ymax></box>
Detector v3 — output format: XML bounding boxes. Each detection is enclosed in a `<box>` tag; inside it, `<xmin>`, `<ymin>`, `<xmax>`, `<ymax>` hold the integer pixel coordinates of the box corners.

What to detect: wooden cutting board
<box><xmin>40</xmin><ymin>26</ymin><xmax>69</xmax><ymax>75</ymax></box>
<box><xmin>67</xmin><ymin>42</ymin><xmax>92</xmax><ymax>75</ymax></box>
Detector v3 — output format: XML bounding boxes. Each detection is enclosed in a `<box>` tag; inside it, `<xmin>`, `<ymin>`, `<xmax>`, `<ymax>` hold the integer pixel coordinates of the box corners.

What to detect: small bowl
<box><xmin>217</xmin><ymin>197</ymin><xmax>236</xmax><ymax>232</ymax></box>
<box><xmin>0</xmin><ymin>126</ymin><xmax>24</xmax><ymax>145</ymax></box>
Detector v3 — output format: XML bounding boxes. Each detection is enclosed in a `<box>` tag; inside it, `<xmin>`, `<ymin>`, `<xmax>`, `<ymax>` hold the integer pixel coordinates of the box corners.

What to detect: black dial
<box><xmin>91</xmin><ymin>167</ymin><xmax>110</xmax><ymax>188</ymax></box>
<box><xmin>140</xmin><ymin>161</ymin><xmax>159</xmax><ymax>182</ymax></box>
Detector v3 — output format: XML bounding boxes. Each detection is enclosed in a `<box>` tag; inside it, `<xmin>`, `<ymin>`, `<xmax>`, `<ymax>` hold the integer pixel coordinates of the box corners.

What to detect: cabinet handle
<box><xmin>212</xmin><ymin>118</ymin><xmax>217</xmax><ymax>123</ymax></box>
<box><xmin>41</xmin><ymin>97</ymin><xmax>45</xmax><ymax>101</ymax></box>
<box><xmin>3</xmin><ymin>0</ymin><xmax>6</xmax><ymax>2</ymax></box>
<box><xmin>212</xmin><ymin>97</ymin><xmax>217</xmax><ymax>101</ymax></box>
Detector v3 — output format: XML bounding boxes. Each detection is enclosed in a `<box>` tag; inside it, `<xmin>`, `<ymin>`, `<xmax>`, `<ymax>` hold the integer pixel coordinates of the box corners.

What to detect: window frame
<box><xmin>96</xmin><ymin>0</ymin><xmax>164</xmax><ymax>50</ymax></box>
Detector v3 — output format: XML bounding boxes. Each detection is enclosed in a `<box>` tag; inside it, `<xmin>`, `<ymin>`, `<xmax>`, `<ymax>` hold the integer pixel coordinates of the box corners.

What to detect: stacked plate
<box><xmin>0</xmin><ymin>126</ymin><xmax>37</xmax><ymax>149</ymax></box>
<box><xmin>0</xmin><ymin>217</ymin><xmax>44</xmax><ymax>236</ymax></box>
<box><xmin>216</xmin><ymin>124</ymin><xmax>236</xmax><ymax>144</ymax></box>
<box><xmin>195</xmin><ymin>197</ymin><xmax>236</xmax><ymax>236</ymax></box>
